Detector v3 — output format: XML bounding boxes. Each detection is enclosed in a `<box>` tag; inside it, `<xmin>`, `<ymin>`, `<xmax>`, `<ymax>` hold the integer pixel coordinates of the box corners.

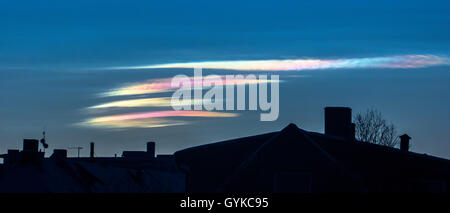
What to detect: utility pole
<box><xmin>68</xmin><ymin>147</ymin><xmax>83</xmax><ymax>158</ymax></box>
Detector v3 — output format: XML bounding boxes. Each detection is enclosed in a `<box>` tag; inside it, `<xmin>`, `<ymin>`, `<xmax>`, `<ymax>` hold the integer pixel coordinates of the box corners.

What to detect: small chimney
<box><xmin>90</xmin><ymin>142</ymin><xmax>95</xmax><ymax>158</ymax></box>
<box><xmin>400</xmin><ymin>134</ymin><xmax>411</xmax><ymax>151</ymax></box>
<box><xmin>23</xmin><ymin>139</ymin><xmax>39</xmax><ymax>152</ymax></box>
<box><xmin>324</xmin><ymin>107</ymin><xmax>353</xmax><ymax>140</ymax></box>
<box><xmin>147</xmin><ymin>142</ymin><xmax>155</xmax><ymax>158</ymax></box>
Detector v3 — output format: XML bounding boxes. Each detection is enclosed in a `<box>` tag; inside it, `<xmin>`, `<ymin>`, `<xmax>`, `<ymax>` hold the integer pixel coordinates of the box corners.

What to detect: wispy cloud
<box><xmin>87</xmin><ymin>54</ymin><xmax>449</xmax><ymax>129</ymax></box>
<box><xmin>89</xmin><ymin>97</ymin><xmax>182</xmax><ymax>109</ymax></box>
<box><xmin>110</xmin><ymin>55</ymin><xmax>449</xmax><ymax>71</ymax></box>
<box><xmin>86</xmin><ymin>74</ymin><xmax>272</xmax><ymax>128</ymax></box>
<box><xmin>89</xmin><ymin>97</ymin><xmax>228</xmax><ymax>110</ymax></box>
<box><xmin>79</xmin><ymin>110</ymin><xmax>239</xmax><ymax>128</ymax></box>
<box><xmin>100</xmin><ymin>76</ymin><xmax>279</xmax><ymax>97</ymax></box>
<box><xmin>80</xmin><ymin>118</ymin><xmax>188</xmax><ymax>129</ymax></box>
<box><xmin>100</xmin><ymin>77</ymin><xmax>174</xmax><ymax>97</ymax></box>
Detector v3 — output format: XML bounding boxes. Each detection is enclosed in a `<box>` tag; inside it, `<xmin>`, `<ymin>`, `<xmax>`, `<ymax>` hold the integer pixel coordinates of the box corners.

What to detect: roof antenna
<box><xmin>40</xmin><ymin>127</ymin><xmax>49</xmax><ymax>151</ymax></box>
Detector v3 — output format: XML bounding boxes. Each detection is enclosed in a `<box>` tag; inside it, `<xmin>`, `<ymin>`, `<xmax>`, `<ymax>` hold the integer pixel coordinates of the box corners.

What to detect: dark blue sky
<box><xmin>1</xmin><ymin>0</ymin><xmax>450</xmax><ymax>158</ymax></box>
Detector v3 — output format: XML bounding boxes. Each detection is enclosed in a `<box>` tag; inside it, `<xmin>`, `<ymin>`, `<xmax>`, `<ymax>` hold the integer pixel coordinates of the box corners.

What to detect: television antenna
<box><xmin>40</xmin><ymin>127</ymin><xmax>49</xmax><ymax>151</ymax></box>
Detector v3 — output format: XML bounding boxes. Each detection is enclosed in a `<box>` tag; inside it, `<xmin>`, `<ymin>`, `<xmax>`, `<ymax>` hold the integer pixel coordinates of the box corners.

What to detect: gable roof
<box><xmin>217</xmin><ymin>124</ymin><xmax>365</xmax><ymax>192</ymax></box>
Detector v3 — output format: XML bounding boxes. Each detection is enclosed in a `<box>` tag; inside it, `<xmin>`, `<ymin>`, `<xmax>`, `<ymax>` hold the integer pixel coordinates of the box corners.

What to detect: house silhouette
<box><xmin>1</xmin><ymin>107</ymin><xmax>449</xmax><ymax>193</ymax></box>
<box><xmin>175</xmin><ymin>107</ymin><xmax>450</xmax><ymax>193</ymax></box>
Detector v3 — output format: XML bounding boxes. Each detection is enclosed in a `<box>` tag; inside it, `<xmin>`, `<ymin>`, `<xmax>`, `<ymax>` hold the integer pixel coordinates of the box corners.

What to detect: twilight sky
<box><xmin>1</xmin><ymin>0</ymin><xmax>450</xmax><ymax>158</ymax></box>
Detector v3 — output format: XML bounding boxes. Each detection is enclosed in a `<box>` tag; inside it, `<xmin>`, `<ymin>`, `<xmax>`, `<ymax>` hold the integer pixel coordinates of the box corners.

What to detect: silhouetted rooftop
<box><xmin>175</xmin><ymin>123</ymin><xmax>450</xmax><ymax>192</ymax></box>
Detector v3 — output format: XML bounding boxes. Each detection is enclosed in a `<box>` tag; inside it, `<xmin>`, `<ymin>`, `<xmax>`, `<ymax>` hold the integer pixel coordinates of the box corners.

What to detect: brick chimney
<box><xmin>400</xmin><ymin>134</ymin><xmax>411</xmax><ymax>151</ymax></box>
<box><xmin>324</xmin><ymin>107</ymin><xmax>354</xmax><ymax>140</ymax></box>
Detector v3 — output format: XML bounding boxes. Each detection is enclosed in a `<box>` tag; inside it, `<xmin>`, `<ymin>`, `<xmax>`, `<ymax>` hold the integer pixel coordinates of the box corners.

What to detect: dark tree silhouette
<box><xmin>354</xmin><ymin>109</ymin><xmax>398</xmax><ymax>147</ymax></box>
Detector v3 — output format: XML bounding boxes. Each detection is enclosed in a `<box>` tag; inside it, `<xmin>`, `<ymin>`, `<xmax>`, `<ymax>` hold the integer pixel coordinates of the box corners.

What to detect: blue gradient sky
<box><xmin>1</xmin><ymin>0</ymin><xmax>450</xmax><ymax>158</ymax></box>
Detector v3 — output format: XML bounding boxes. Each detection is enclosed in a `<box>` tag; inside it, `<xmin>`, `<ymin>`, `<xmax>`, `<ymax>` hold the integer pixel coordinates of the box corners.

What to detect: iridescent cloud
<box><xmin>101</xmin><ymin>76</ymin><xmax>279</xmax><ymax>97</ymax></box>
<box><xmin>81</xmin><ymin>118</ymin><xmax>188</xmax><ymax>129</ymax></box>
<box><xmin>111</xmin><ymin>55</ymin><xmax>449</xmax><ymax>71</ymax></box>
<box><xmin>89</xmin><ymin>97</ymin><xmax>189</xmax><ymax>109</ymax></box>
<box><xmin>100</xmin><ymin>78</ymin><xmax>174</xmax><ymax>97</ymax></box>
<box><xmin>80</xmin><ymin>110</ymin><xmax>239</xmax><ymax>128</ymax></box>
<box><xmin>89</xmin><ymin>97</ymin><xmax>224</xmax><ymax>109</ymax></box>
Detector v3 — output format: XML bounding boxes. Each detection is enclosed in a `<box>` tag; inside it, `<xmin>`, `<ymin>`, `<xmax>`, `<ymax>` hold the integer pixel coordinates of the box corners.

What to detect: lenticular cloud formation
<box><xmin>112</xmin><ymin>55</ymin><xmax>449</xmax><ymax>71</ymax></box>
<box><xmin>83</xmin><ymin>54</ymin><xmax>449</xmax><ymax>129</ymax></box>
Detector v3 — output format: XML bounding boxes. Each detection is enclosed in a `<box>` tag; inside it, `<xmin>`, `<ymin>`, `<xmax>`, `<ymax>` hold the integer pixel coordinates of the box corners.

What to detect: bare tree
<box><xmin>354</xmin><ymin>109</ymin><xmax>398</xmax><ymax>147</ymax></box>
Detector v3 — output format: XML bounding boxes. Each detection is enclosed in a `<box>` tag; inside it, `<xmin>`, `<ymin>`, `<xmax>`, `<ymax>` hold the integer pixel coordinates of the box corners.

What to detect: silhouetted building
<box><xmin>174</xmin><ymin>108</ymin><xmax>450</xmax><ymax>193</ymax></box>
<box><xmin>122</xmin><ymin>142</ymin><xmax>156</xmax><ymax>159</ymax></box>
<box><xmin>0</xmin><ymin>141</ymin><xmax>184</xmax><ymax>193</ymax></box>
<box><xmin>1</xmin><ymin>107</ymin><xmax>450</xmax><ymax>193</ymax></box>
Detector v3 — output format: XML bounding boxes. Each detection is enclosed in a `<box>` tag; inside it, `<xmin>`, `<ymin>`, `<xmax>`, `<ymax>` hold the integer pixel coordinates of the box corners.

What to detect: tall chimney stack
<box><xmin>90</xmin><ymin>142</ymin><xmax>95</xmax><ymax>158</ymax></box>
<box><xmin>400</xmin><ymin>134</ymin><xmax>411</xmax><ymax>151</ymax></box>
<box><xmin>324</xmin><ymin>107</ymin><xmax>354</xmax><ymax>140</ymax></box>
